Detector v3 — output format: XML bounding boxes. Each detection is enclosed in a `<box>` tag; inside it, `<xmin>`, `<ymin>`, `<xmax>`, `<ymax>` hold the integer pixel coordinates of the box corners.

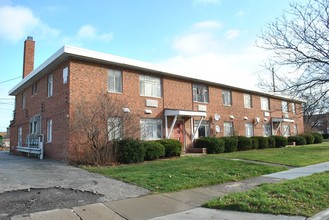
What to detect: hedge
<box><xmin>267</xmin><ymin>136</ymin><xmax>276</xmax><ymax>148</ymax></box>
<box><xmin>302</xmin><ymin>134</ymin><xmax>315</xmax><ymax>145</ymax></box>
<box><xmin>143</xmin><ymin>141</ymin><xmax>165</xmax><ymax>161</ymax></box>
<box><xmin>157</xmin><ymin>139</ymin><xmax>182</xmax><ymax>157</ymax></box>
<box><xmin>250</xmin><ymin>137</ymin><xmax>259</xmax><ymax>149</ymax></box>
<box><xmin>254</xmin><ymin>136</ymin><xmax>269</xmax><ymax>149</ymax></box>
<box><xmin>237</xmin><ymin>136</ymin><xmax>252</xmax><ymax>151</ymax></box>
<box><xmin>271</xmin><ymin>136</ymin><xmax>288</xmax><ymax>148</ymax></box>
<box><xmin>310</xmin><ymin>132</ymin><xmax>323</xmax><ymax>143</ymax></box>
<box><xmin>323</xmin><ymin>134</ymin><xmax>329</xmax><ymax>139</ymax></box>
<box><xmin>287</xmin><ymin>135</ymin><xmax>307</xmax><ymax>145</ymax></box>
<box><xmin>117</xmin><ymin>139</ymin><xmax>145</xmax><ymax>164</ymax></box>
<box><xmin>221</xmin><ymin>137</ymin><xmax>238</xmax><ymax>152</ymax></box>
<box><xmin>195</xmin><ymin>137</ymin><xmax>225</xmax><ymax>154</ymax></box>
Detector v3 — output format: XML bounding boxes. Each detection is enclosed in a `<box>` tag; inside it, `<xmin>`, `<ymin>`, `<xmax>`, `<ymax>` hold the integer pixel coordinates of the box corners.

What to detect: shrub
<box><xmin>250</xmin><ymin>137</ymin><xmax>259</xmax><ymax>149</ymax></box>
<box><xmin>237</xmin><ymin>136</ymin><xmax>252</xmax><ymax>151</ymax></box>
<box><xmin>267</xmin><ymin>136</ymin><xmax>276</xmax><ymax>148</ymax></box>
<box><xmin>322</xmin><ymin>134</ymin><xmax>329</xmax><ymax>139</ymax></box>
<box><xmin>271</xmin><ymin>136</ymin><xmax>288</xmax><ymax>148</ymax></box>
<box><xmin>117</xmin><ymin>139</ymin><xmax>145</xmax><ymax>164</ymax></box>
<box><xmin>195</xmin><ymin>137</ymin><xmax>225</xmax><ymax>154</ymax></box>
<box><xmin>157</xmin><ymin>139</ymin><xmax>182</xmax><ymax>157</ymax></box>
<box><xmin>254</xmin><ymin>136</ymin><xmax>269</xmax><ymax>149</ymax></box>
<box><xmin>287</xmin><ymin>135</ymin><xmax>306</xmax><ymax>145</ymax></box>
<box><xmin>143</xmin><ymin>141</ymin><xmax>165</xmax><ymax>161</ymax></box>
<box><xmin>302</xmin><ymin>134</ymin><xmax>315</xmax><ymax>144</ymax></box>
<box><xmin>310</xmin><ymin>132</ymin><xmax>323</xmax><ymax>144</ymax></box>
<box><xmin>221</xmin><ymin>137</ymin><xmax>238</xmax><ymax>152</ymax></box>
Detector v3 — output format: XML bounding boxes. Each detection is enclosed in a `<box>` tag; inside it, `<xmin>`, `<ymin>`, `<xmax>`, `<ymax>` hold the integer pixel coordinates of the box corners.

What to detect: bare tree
<box><xmin>257</xmin><ymin>0</ymin><xmax>329</xmax><ymax>119</ymax></box>
<box><xmin>69</xmin><ymin>93</ymin><xmax>139</xmax><ymax>165</ymax></box>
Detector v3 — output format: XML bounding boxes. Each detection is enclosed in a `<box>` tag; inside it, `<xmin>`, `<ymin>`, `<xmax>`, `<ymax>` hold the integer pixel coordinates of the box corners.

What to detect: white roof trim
<box><xmin>272</xmin><ymin>118</ymin><xmax>295</xmax><ymax>123</ymax></box>
<box><xmin>164</xmin><ymin>109</ymin><xmax>207</xmax><ymax>117</ymax></box>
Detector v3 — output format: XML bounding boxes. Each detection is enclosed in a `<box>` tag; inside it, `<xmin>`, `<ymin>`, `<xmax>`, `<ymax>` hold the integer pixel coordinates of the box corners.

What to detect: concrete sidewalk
<box><xmin>11</xmin><ymin>161</ymin><xmax>329</xmax><ymax>220</ymax></box>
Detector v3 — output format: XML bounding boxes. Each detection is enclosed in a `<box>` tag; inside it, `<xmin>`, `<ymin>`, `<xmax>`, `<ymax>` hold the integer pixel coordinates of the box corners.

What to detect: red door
<box><xmin>174</xmin><ymin>121</ymin><xmax>185</xmax><ymax>147</ymax></box>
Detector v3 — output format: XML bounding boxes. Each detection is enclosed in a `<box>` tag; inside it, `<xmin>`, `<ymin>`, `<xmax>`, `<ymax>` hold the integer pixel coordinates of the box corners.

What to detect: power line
<box><xmin>0</xmin><ymin>77</ymin><xmax>21</xmax><ymax>84</ymax></box>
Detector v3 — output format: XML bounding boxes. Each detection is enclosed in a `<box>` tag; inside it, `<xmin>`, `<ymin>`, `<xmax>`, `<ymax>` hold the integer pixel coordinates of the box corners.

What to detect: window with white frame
<box><xmin>22</xmin><ymin>92</ymin><xmax>26</xmax><ymax>109</ymax></box>
<box><xmin>245</xmin><ymin>122</ymin><xmax>254</xmax><ymax>137</ymax></box>
<box><xmin>244</xmin><ymin>94</ymin><xmax>252</xmax><ymax>108</ymax></box>
<box><xmin>224</xmin><ymin>122</ymin><xmax>234</xmax><ymax>136</ymax></box>
<box><xmin>32</xmin><ymin>83</ymin><xmax>37</xmax><ymax>95</ymax></box>
<box><xmin>63</xmin><ymin>67</ymin><xmax>68</xmax><ymax>84</ymax></box>
<box><xmin>108</xmin><ymin>69</ymin><xmax>122</xmax><ymax>93</ymax></box>
<box><xmin>29</xmin><ymin>115</ymin><xmax>41</xmax><ymax>134</ymax></box>
<box><xmin>282</xmin><ymin>101</ymin><xmax>288</xmax><ymax>113</ymax></box>
<box><xmin>108</xmin><ymin>117</ymin><xmax>122</xmax><ymax>141</ymax></box>
<box><xmin>47</xmin><ymin>119</ymin><xmax>52</xmax><ymax>143</ymax></box>
<box><xmin>48</xmin><ymin>74</ymin><xmax>53</xmax><ymax>97</ymax></box>
<box><xmin>293</xmin><ymin>125</ymin><xmax>298</xmax><ymax>135</ymax></box>
<box><xmin>282</xmin><ymin>124</ymin><xmax>290</xmax><ymax>137</ymax></box>
<box><xmin>140</xmin><ymin>119</ymin><xmax>162</xmax><ymax>140</ymax></box>
<box><xmin>140</xmin><ymin>75</ymin><xmax>162</xmax><ymax>97</ymax></box>
<box><xmin>222</xmin><ymin>90</ymin><xmax>232</xmax><ymax>106</ymax></box>
<box><xmin>18</xmin><ymin>127</ymin><xmax>22</xmax><ymax>146</ymax></box>
<box><xmin>192</xmin><ymin>84</ymin><xmax>209</xmax><ymax>103</ymax></box>
<box><xmin>194</xmin><ymin>120</ymin><xmax>210</xmax><ymax>138</ymax></box>
<box><xmin>291</xmin><ymin>103</ymin><xmax>296</xmax><ymax>114</ymax></box>
<box><xmin>262</xmin><ymin>124</ymin><xmax>272</xmax><ymax>137</ymax></box>
<box><xmin>261</xmin><ymin>97</ymin><xmax>269</xmax><ymax>111</ymax></box>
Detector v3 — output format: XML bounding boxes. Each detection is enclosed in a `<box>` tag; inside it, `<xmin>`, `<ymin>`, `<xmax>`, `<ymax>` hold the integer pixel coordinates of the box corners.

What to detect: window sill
<box><xmin>223</xmin><ymin>104</ymin><xmax>232</xmax><ymax>107</ymax></box>
<box><xmin>193</xmin><ymin>101</ymin><xmax>209</xmax><ymax>104</ymax></box>
<box><xmin>140</xmin><ymin>95</ymin><xmax>163</xmax><ymax>99</ymax></box>
<box><xmin>108</xmin><ymin>91</ymin><xmax>123</xmax><ymax>94</ymax></box>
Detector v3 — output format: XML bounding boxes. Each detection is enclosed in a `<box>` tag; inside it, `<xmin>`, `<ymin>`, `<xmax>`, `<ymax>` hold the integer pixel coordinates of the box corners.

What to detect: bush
<box><xmin>287</xmin><ymin>135</ymin><xmax>306</xmax><ymax>145</ymax></box>
<box><xmin>302</xmin><ymin>134</ymin><xmax>315</xmax><ymax>144</ymax></box>
<box><xmin>254</xmin><ymin>136</ymin><xmax>269</xmax><ymax>149</ymax></box>
<box><xmin>271</xmin><ymin>136</ymin><xmax>288</xmax><ymax>148</ymax></box>
<box><xmin>221</xmin><ymin>137</ymin><xmax>238</xmax><ymax>152</ymax></box>
<box><xmin>323</xmin><ymin>134</ymin><xmax>329</xmax><ymax>139</ymax></box>
<box><xmin>195</xmin><ymin>137</ymin><xmax>225</xmax><ymax>154</ymax></box>
<box><xmin>250</xmin><ymin>137</ymin><xmax>259</xmax><ymax>149</ymax></box>
<box><xmin>117</xmin><ymin>139</ymin><xmax>145</xmax><ymax>164</ymax></box>
<box><xmin>310</xmin><ymin>132</ymin><xmax>323</xmax><ymax>144</ymax></box>
<box><xmin>143</xmin><ymin>141</ymin><xmax>165</xmax><ymax>161</ymax></box>
<box><xmin>157</xmin><ymin>139</ymin><xmax>182</xmax><ymax>157</ymax></box>
<box><xmin>267</xmin><ymin>136</ymin><xmax>276</xmax><ymax>148</ymax></box>
<box><xmin>237</xmin><ymin>136</ymin><xmax>252</xmax><ymax>151</ymax></box>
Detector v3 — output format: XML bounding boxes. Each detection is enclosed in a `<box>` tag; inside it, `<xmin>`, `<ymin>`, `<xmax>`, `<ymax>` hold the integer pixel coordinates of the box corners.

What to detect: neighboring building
<box><xmin>304</xmin><ymin>113</ymin><xmax>329</xmax><ymax>135</ymax></box>
<box><xmin>9</xmin><ymin>37</ymin><xmax>305</xmax><ymax>160</ymax></box>
<box><xmin>0</xmin><ymin>128</ymin><xmax>10</xmax><ymax>148</ymax></box>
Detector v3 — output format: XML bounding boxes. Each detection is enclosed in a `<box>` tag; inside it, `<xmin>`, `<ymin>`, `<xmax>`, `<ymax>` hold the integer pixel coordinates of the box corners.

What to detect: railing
<box><xmin>17</xmin><ymin>134</ymin><xmax>44</xmax><ymax>159</ymax></box>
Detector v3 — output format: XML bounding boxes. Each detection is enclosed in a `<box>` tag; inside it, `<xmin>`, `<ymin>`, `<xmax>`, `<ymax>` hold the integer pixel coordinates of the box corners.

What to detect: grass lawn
<box><xmin>216</xmin><ymin>142</ymin><xmax>329</xmax><ymax>167</ymax></box>
<box><xmin>83</xmin><ymin>157</ymin><xmax>285</xmax><ymax>193</ymax></box>
<box><xmin>204</xmin><ymin>171</ymin><xmax>329</xmax><ymax>217</ymax></box>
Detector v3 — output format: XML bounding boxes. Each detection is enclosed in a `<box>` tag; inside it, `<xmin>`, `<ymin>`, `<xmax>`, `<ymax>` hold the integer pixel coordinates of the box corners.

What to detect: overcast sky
<box><xmin>0</xmin><ymin>0</ymin><xmax>307</xmax><ymax>131</ymax></box>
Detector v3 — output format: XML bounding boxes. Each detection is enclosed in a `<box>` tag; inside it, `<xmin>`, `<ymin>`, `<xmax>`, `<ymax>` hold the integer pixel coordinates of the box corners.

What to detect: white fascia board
<box><xmin>165</xmin><ymin>109</ymin><xmax>207</xmax><ymax>117</ymax></box>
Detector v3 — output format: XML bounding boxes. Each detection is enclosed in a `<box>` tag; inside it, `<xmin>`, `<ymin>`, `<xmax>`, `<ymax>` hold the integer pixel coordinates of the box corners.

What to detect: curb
<box><xmin>308</xmin><ymin>208</ymin><xmax>329</xmax><ymax>220</ymax></box>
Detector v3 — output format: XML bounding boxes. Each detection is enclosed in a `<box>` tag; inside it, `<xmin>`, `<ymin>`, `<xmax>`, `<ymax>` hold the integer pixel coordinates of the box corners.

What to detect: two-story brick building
<box><xmin>9</xmin><ymin>37</ymin><xmax>305</xmax><ymax>160</ymax></box>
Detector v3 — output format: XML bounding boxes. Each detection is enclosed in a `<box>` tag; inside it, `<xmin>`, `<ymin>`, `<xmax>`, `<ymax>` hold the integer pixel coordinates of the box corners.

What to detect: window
<box><xmin>48</xmin><ymin>74</ymin><xmax>53</xmax><ymax>97</ymax></box>
<box><xmin>244</xmin><ymin>94</ymin><xmax>252</xmax><ymax>108</ymax></box>
<box><xmin>291</xmin><ymin>103</ymin><xmax>296</xmax><ymax>114</ymax></box>
<box><xmin>22</xmin><ymin>92</ymin><xmax>26</xmax><ymax>109</ymax></box>
<box><xmin>32</xmin><ymin>83</ymin><xmax>37</xmax><ymax>95</ymax></box>
<box><xmin>108</xmin><ymin>117</ymin><xmax>122</xmax><ymax>141</ymax></box>
<box><xmin>47</xmin><ymin>119</ymin><xmax>52</xmax><ymax>143</ymax></box>
<box><xmin>224</xmin><ymin>122</ymin><xmax>234</xmax><ymax>136</ymax></box>
<box><xmin>245</xmin><ymin>123</ymin><xmax>254</xmax><ymax>137</ymax></box>
<box><xmin>140</xmin><ymin>119</ymin><xmax>162</xmax><ymax>140</ymax></box>
<box><xmin>283</xmin><ymin>124</ymin><xmax>290</xmax><ymax>137</ymax></box>
<box><xmin>140</xmin><ymin>75</ymin><xmax>162</xmax><ymax>97</ymax></box>
<box><xmin>282</xmin><ymin>101</ymin><xmax>288</xmax><ymax>113</ymax></box>
<box><xmin>108</xmin><ymin>69</ymin><xmax>122</xmax><ymax>93</ymax></box>
<box><xmin>263</xmin><ymin>124</ymin><xmax>272</xmax><ymax>137</ymax></box>
<box><xmin>261</xmin><ymin>97</ymin><xmax>269</xmax><ymax>111</ymax></box>
<box><xmin>18</xmin><ymin>127</ymin><xmax>22</xmax><ymax>146</ymax></box>
<box><xmin>192</xmin><ymin>84</ymin><xmax>209</xmax><ymax>103</ymax></box>
<box><xmin>293</xmin><ymin>125</ymin><xmax>298</xmax><ymax>135</ymax></box>
<box><xmin>194</xmin><ymin>120</ymin><xmax>210</xmax><ymax>138</ymax></box>
<box><xmin>222</xmin><ymin>90</ymin><xmax>232</xmax><ymax>106</ymax></box>
<box><xmin>63</xmin><ymin>67</ymin><xmax>68</xmax><ymax>84</ymax></box>
<box><xmin>29</xmin><ymin>115</ymin><xmax>41</xmax><ymax>134</ymax></box>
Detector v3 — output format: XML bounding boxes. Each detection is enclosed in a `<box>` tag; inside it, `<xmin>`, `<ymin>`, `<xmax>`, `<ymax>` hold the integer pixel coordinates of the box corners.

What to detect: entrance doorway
<box><xmin>173</xmin><ymin>120</ymin><xmax>185</xmax><ymax>147</ymax></box>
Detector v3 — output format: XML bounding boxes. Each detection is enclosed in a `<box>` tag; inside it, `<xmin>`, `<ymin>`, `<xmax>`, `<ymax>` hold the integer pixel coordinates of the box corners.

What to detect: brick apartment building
<box><xmin>9</xmin><ymin>37</ymin><xmax>305</xmax><ymax>160</ymax></box>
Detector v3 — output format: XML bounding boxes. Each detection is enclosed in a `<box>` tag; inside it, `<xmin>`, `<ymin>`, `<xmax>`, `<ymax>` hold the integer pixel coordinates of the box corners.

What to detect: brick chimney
<box><xmin>22</xmin><ymin>36</ymin><xmax>35</xmax><ymax>78</ymax></box>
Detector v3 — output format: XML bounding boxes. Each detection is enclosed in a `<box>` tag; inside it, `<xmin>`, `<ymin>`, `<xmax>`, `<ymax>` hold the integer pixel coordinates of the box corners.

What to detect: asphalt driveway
<box><xmin>0</xmin><ymin>151</ymin><xmax>150</xmax><ymax>201</ymax></box>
